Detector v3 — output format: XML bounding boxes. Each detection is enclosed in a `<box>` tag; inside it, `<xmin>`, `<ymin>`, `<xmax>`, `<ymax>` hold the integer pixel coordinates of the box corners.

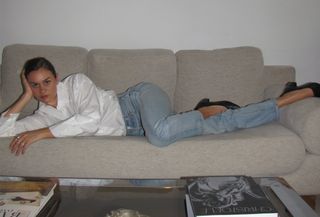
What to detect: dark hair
<box><xmin>23</xmin><ymin>57</ymin><xmax>57</xmax><ymax>78</ymax></box>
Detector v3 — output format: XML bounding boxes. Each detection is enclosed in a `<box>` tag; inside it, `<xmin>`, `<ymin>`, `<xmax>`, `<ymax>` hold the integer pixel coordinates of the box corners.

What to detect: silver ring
<box><xmin>15</xmin><ymin>135</ymin><xmax>20</xmax><ymax>140</ymax></box>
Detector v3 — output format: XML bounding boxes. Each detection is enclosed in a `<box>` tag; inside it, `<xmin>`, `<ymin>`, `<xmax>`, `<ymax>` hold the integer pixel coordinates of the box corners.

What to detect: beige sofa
<box><xmin>0</xmin><ymin>44</ymin><xmax>319</xmax><ymax>195</ymax></box>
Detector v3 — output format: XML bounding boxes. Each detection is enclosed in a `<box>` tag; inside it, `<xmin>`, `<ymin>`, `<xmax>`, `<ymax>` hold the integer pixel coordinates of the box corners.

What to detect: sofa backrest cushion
<box><xmin>0</xmin><ymin>44</ymin><xmax>88</xmax><ymax>116</ymax></box>
<box><xmin>87</xmin><ymin>49</ymin><xmax>177</xmax><ymax>104</ymax></box>
<box><xmin>175</xmin><ymin>46</ymin><xmax>265</xmax><ymax>112</ymax></box>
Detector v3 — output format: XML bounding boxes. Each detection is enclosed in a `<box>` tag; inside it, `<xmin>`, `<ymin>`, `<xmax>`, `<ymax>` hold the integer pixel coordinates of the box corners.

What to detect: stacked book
<box><xmin>0</xmin><ymin>179</ymin><xmax>59</xmax><ymax>217</ymax></box>
<box><xmin>185</xmin><ymin>176</ymin><xmax>278</xmax><ymax>217</ymax></box>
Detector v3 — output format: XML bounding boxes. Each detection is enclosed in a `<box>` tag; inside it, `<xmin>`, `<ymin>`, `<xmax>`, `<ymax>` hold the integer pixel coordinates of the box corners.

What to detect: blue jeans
<box><xmin>118</xmin><ymin>82</ymin><xmax>279</xmax><ymax>147</ymax></box>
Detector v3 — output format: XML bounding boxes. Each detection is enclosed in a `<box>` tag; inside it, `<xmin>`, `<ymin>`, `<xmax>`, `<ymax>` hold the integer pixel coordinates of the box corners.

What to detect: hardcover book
<box><xmin>0</xmin><ymin>180</ymin><xmax>58</xmax><ymax>217</ymax></box>
<box><xmin>185</xmin><ymin>176</ymin><xmax>278</xmax><ymax>217</ymax></box>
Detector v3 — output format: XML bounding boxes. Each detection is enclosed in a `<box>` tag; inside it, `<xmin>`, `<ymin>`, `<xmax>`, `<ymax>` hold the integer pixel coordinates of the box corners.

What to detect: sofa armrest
<box><xmin>279</xmin><ymin>98</ymin><xmax>320</xmax><ymax>155</ymax></box>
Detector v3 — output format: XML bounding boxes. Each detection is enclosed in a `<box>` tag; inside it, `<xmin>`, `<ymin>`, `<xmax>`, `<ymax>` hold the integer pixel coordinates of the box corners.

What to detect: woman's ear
<box><xmin>56</xmin><ymin>74</ymin><xmax>60</xmax><ymax>82</ymax></box>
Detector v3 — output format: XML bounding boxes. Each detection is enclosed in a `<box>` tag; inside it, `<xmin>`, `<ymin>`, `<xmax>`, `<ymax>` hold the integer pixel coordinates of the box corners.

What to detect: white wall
<box><xmin>1</xmin><ymin>0</ymin><xmax>319</xmax><ymax>83</ymax></box>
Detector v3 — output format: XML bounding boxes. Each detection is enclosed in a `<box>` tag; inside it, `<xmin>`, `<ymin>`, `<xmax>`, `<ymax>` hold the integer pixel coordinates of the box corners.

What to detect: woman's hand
<box><xmin>3</xmin><ymin>71</ymin><xmax>33</xmax><ymax>117</ymax></box>
<box><xmin>9</xmin><ymin>128</ymin><xmax>54</xmax><ymax>156</ymax></box>
<box><xmin>21</xmin><ymin>70</ymin><xmax>33</xmax><ymax>100</ymax></box>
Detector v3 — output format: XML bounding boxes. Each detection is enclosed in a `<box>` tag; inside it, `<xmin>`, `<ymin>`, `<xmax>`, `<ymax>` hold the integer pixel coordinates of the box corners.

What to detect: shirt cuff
<box><xmin>0</xmin><ymin>112</ymin><xmax>20</xmax><ymax>137</ymax></box>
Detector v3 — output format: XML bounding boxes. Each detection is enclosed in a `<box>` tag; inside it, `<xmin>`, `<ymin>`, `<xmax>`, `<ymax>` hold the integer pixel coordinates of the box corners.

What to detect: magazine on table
<box><xmin>185</xmin><ymin>176</ymin><xmax>278</xmax><ymax>217</ymax></box>
<box><xmin>0</xmin><ymin>180</ymin><xmax>57</xmax><ymax>217</ymax></box>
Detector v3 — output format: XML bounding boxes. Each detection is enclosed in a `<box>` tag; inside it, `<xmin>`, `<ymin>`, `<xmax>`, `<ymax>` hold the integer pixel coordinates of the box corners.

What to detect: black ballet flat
<box><xmin>194</xmin><ymin>98</ymin><xmax>240</xmax><ymax>110</ymax></box>
<box><xmin>194</xmin><ymin>98</ymin><xmax>210</xmax><ymax>110</ymax></box>
<box><xmin>280</xmin><ymin>82</ymin><xmax>320</xmax><ymax>97</ymax></box>
<box><xmin>280</xmin><ymin>82</ymin><xmax>297</xmax><ymax>97</ymax></box>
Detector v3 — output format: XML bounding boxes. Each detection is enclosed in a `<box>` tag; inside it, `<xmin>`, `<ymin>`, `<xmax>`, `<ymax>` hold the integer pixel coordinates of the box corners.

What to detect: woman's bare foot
<box><xmin>198</xmin><ymin>105</ymin><xmax>227</xmax><ymax>119</ymax></box>
<box><xmin>277</xmin><ymin>88</ymin><xmax>314</xmax><ymax>108</ymax></box>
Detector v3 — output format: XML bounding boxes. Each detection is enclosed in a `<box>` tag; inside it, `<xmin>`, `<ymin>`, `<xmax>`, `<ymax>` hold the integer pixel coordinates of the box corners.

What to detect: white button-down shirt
<box><xmin>0</xmin><ymin>73</ymin><xmax>126</xmax><ymax>137</ymax></box>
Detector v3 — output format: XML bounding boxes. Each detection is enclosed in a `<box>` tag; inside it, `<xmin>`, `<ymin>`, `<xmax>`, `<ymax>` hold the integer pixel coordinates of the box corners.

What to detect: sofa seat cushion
<box><xmin>0</xmin><ymin>123</ymin><xmax>304</xmax><ymax>179</ymax></box>
<box><xmin>175</xmin><ymin>46</ymin><xmax>265</xmax><ymax>112</ymax></box>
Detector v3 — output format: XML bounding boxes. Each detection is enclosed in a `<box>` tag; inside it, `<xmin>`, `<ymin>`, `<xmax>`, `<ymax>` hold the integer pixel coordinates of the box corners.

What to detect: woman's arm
<box><xmin>3</xmin><ymin>71</ymin><xmax>52</xmax><ymax>156</ymax></box>
<box><xmin>4</xmin><ymin>71</ymin><xmax>33</xmax><ymax>117</ymax></box>
<box><xmin>9</xmin><ymin>127</ymin><xmax>54</xmax><ymax>156</ymax></box>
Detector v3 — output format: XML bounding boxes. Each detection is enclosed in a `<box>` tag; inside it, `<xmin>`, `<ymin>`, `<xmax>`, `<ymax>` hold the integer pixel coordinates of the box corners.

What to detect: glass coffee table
<box><xmin>54</xmin><ymin>179</ymin><xmax>187</xmax><ymax>217</ymax></box>
<box><xmin>54</xmin><ymin>177</ymin><xmax>319</xmax><ymax>217</ymax></box>
<box><xmin>1</xmin><ymin>176</ymin><xmax>318</xmax><ymax>217</ymax></box>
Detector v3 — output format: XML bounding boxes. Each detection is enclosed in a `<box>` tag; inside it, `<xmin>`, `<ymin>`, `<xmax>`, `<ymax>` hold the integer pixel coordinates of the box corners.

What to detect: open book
<box><xmin>0</xmin><ymin>180</ymin><xmax>58</xmax><ymax>217</ymax></box>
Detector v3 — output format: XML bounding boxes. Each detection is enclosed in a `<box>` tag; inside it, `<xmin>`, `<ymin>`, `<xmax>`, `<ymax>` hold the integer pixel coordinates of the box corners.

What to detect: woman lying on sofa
<box><xmin>1</xmin><ymin>57</ymin><xmax>319</xmax><ymax>156</ymax></box>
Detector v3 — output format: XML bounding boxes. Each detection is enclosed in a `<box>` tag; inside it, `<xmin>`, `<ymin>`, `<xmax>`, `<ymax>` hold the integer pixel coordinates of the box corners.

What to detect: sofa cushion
<box><xmin>88</xmin><ymin>49</ymin><xmax>177</xmax><ymax>104</ymax></box>
<box><xmin>175</xmin><ymin>46</ymin><xmax>265</xmax><ymax>112</ymax></box>
<box><xmin>0</xmin><ymin>44</ymin><xmax>88</xmax><ymax>116</ymax></box>
<box><xmin>0</xmin><ymin>123</ymin><xmax>304</xmax><ymax>178</ymax></box>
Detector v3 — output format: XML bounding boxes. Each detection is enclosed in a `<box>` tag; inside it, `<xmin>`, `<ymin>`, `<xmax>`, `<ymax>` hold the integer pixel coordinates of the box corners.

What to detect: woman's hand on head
<box><xmin>21</xmin><ymin>71</ymin><xmax>33</xmax><ymax>100</ymax></box>
<box><xmin>9</xmin><ymin>128</ymin><xmax>54</xmax><ymax>156</ymax></box>
<box><xmin>3</xmin><ymin>71</ymin><xmax>34</xmax><ymax>117</ymax></box>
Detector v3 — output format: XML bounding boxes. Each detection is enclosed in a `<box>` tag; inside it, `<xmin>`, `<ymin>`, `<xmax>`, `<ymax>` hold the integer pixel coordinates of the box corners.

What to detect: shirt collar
<box><xmin>39</xmin><ymin>82</ymin><xmax>67</xmax><ymax>111</ymax></box>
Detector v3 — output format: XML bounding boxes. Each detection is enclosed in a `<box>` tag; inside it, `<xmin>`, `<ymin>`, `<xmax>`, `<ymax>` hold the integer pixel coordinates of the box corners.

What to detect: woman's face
<box><xmin>26</xmin><ymin>68</ymin><xmax>59</xmax><ymax>107</ymax></box>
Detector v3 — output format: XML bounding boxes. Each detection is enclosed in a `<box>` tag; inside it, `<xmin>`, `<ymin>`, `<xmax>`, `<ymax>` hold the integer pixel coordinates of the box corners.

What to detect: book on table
<box><xmin>185</xmin><ymin>176</ymin><xmax>278</xmax><ymax>217</ymax></box>
<box><xmin>0</xmin><ymin>179</ymin><xmax>59</xmax><ymax>217</ymax></box>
